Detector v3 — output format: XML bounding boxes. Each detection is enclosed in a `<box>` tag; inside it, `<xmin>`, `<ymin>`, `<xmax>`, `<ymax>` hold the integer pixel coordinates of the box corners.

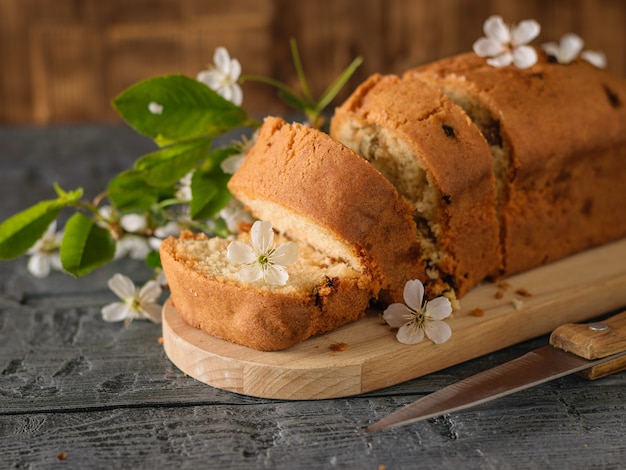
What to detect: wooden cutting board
<box><xmin>162</xmin><ymin>238</ymin><xmax>626</xmax><ymax>400</ymax></box>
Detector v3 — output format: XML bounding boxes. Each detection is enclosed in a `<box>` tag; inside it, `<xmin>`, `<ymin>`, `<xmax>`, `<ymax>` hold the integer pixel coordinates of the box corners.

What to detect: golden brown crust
<box><xmin>228</xmin><ymin>117</ymin><xmax>425</xmax><ymax>303</ymax></box>
<box><xmin>330</xmin><ymin>73</ymin><xmax>501</xmax><ymax>296</ymax></box>
<box><xmin>408</xmin><ymin>52</ymin><xmax>626</xmax><ymax>275</ymax></box>
<box><xmin>160</xmin><ymin>232</ymin><xmax>370</xmax><ymax>351</ymax></box>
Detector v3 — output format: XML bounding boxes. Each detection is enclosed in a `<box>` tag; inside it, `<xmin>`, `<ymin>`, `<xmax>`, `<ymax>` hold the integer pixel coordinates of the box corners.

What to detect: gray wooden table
<box><xmin>1</xmin><ymin>125</ymin><xmax>625</xmax><ymax>469</ymax></box>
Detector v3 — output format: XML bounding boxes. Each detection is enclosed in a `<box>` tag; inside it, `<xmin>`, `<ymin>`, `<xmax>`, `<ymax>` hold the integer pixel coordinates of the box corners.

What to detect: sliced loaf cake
<box><xmin>330</xmin><ymin>73</ymin><xmax>501</xmax><ymax>298</ymax></box>
<box><xmin>228</xmin><ymin>116</ymin><xmax>425</xmax><ymax>304</ymax></box>
<box><xmin>160</xmin><ymin>230</ymin><xmax>372</xmax><ymax>351</ymax></box>
<box><xmin>407</xmin><ymin>52</ymin><xmax>626</xmax><ymax>276</ymax></box>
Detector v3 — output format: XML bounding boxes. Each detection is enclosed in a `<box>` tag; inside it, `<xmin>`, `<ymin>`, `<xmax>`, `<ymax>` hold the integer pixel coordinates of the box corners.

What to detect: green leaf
<box><xmin>107</xmin><ymin>169</ymin><xmax>161</xmax><ymax>211</ymax></box>
<box><xmin>189</xmin><ymin>168</ymin><xmax>232</xmax><ymax>220</ymax></box>
<box><xmin>277</xmin><ymin>89</ymin><xmax>308</xmax><ymax>112</ymax></box>
<box><xmin>0</xmin><ymin>200</ymin><xmax>63</xmax><ymax>259</ymax></box>
<box><xmin>316</xmin><ymin>56</ymin><xmax>363</xmax><ymax>113</ymax></box>
<box><xmin>53</xmin><ymin>183</ymin><xmax>84</xmax><ymax>204</ymax></box>
<box><xmin>145</xmin><ymin>251</ymin><xmax>162</xmax><ymax>269</ymax></box>
<box><xmin>290</xmin><ymin>39</ymin><xmax>314</xmax><ymax>103</ymax></box>
<box><xmin>135</xmin><ymin>138</ymin><xmax>212</xmax><ymax>187</ymax></box>
<box><xmin>112</xmin><ymin>75</ymin><xmax>250</xmax><ymax>146</ymax></box>
<box><xmin>60</xmin><ymin>213</ymin><xmax>116</xmax><ymax>277</ymax></box>
<box><xmin>199</xmin><ymin>146</ymin><xmax>240</xmax><ymax>172</ymax></box>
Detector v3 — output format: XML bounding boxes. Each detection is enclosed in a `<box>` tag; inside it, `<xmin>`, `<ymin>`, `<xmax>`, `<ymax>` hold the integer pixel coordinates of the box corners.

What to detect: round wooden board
<box><xmin>162</xmin><ymin>238</ymin><xmax>626</xmax><ymax>400</ymax></box>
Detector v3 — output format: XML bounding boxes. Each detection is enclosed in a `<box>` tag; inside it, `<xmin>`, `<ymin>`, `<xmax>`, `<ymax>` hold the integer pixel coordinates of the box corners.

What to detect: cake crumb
<box><xmin>57</xmin><ymin>452</ymin><xmax>67</xmax><ymax>461</ymax></box>
<box><xmin>379</xmin><ymin>465</ymin><xmax>387</xmax><ymax>470</ymax></box>
<box><xmin>471</xmin><ymin>308</ymin><xmax>485</xmax><ymax>317</ymax></box>
<box><xmin>512</xmin><ymin>298</ymin><xmax>524</xmax><ymax>310</ymax></box>
<box><xmin>495</xmin><ymin>290</ymin><xmax>504</xmax><ymax>299</ymax></box>
<box><xmin>497</xmin><ymin>281</ymin><xmax>511</xmax><ymax>290</ymax></box>
<box><xmin>157</xmin><ymin>336</ymin><xmax>164</xmax><ymax>345</ymax></box>
<box><xmin>329</xmin><ymin>342</ymin><xmax>349</xmax><ymax>352</ymax></box>
<box><xmin>515</xmin><ymin>288</ymin><xmax>532</xmax><ymax>297</ymax></box>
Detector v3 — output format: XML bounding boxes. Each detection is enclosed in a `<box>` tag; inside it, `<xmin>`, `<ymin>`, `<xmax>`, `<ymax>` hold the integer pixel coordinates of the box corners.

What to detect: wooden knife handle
<box><xmin>550</xmin><ymin>309</ymin><xmax>626</xmax><ymax>380</ymax></box>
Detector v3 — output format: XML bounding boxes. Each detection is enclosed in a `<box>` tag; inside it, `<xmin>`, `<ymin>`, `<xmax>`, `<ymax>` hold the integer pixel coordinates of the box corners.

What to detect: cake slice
<box><xmin>330</xmin><ymin>73</ymin><xmax>501</xmax><ymax>299</ymax></box>
<box><xmin>407</xmin><ymin>52</ymin><xmax>626</xmax><ymax>276</ymax></box>
<box><xmin>160</xmin><ymin>230</ymin><xmax>372</xmax><ymax>351</ymax></box>
<box><xmin>228</xmin><ymin>116</ymin><xmax>425</xmax><ymax>304</ymax></box>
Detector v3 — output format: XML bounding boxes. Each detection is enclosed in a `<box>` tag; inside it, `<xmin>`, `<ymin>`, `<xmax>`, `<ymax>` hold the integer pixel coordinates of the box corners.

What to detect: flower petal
<box><xmin>512</xmin><ymin>19</ymin><xmax>540</xmax><ymax>46</ymax></box>
<box><xmin>218</xmin><ymin>85</ymin><xmax>234</xmax><ymax>102</ymax></box>
<box><xmin>238</xmin><ymin>264</ymin><xmax>263</xmax><ymax>283</ymax></box>
<box><xmin>581</xmin><ymin>50</ymin><xmax>607</xmax><ymax>69</ymax></box>
<box><xmin>197</xmin><ymin>70</ymin><xmax>224</xmax><ymax>89</ymax></box>
<box><xmin>227</xmin><ymin>241</ymin><xmax>256</xmax><ymax>264</ymax></box>
<box><xmin>139</xmin><ymin>280</ymin><xmax>162</xmax><ymax>304</ymax></box>
<box><xmin>251</xmin><ymin>220</ymin><xmax>274</xmax><ymax>254</ymax></box>
<box><xmin>118</xmin><ymin>235</ymin><xmax>151</xmax><ymax>260</ymax></box>
<box><xmin>402</xmin><ymin>279</ymin><xmax>424</xmax><ymax>311</ymax></box>
<box><xmin>140</xmin><ymin>302</ymin><xmax>163</xmax><ymax>323</ymax></box>
<box><xmin>43</xmin><ymin>220</ymin><xmax>58</xmax><ymax>239</ymax></box>
<box><xmin>27</xmin><ymin>254</ymin><xmax>51</xmax><ymax>278</ymax></box>
<box><xmin>263</xmin><ymin>264</ymin><xmax>289</xmax><ymax>286</ymax></box>
<box><xmin>473</xmin><ymin>37</ymin><xmax>506</xmax><ymax>57</ymax></box>
<box><xmin>484</xmin><ymin>15</ymin><xmax>510</xmax><ymax>44</ymax></box>
<box><xmin>383</xmin><ymin>303</ymin><xmax>412</xmax><ymax>328</ymax></box>
<box><xmin>101</xmin><ymin>302</ymin><xmax>132</xmax><ymax>322</ymax></box>
<box><xmin>229</xmin><ymin>83</ymin><xmax>243</xmax><ymax>106</ymax></box>
<box><xmin>220</xmin><ymin>200</ymin><xmax>253</xmax><ymax>234</ymax></box>
<box><xmin>512</xmin><ymin>45</ymin><xmax>538</xmax><ymax>69</ymax></box>
<box><xmin>50</xmin><ymin>254</ymin><xmax>64</xmax><ymax>272</ymax></box>
<box><xmin>213</xmin><ymin>47</ymin><xmax>231</xmax><ymax>73</ymax></box>
<box><xmin>487</xmin><ymin>52</ymin><xmax>514</xmax><ymax>68</ymax></box>
<box><xmin>220</xmin><ymin>154</ymin><xmax>245</xmax><ymax>175</ymax></box>
<box><xmin>120</xmin><ymin>214</ymin><xmax>147</xmax><ymax>233</ymax></box>
<box><xmin>148</xmin><ymin>102</ymin><xmax>163</xmax><ymax>115</ymax></box>
<box><xmin>271</xmin><ymin>242</ymin><xmax>298</xmax><ymax>266</ymax></box>
<box><xmin>424</xmin><ymin>320</ymin><xmax>452</xmax><ymax>344</ymax></box>
<box><xmin>541</xmin><ymin>41</ymin><xmax>560</xmax><ymax>59</ymax></box>
<box><xmin>425</xmin><ymin>297</ymin><xmax>453</xmax><ymax>320</ymax></box>
<box><xmin>154</xmin><ymin>221</ymin><xmax>181</xmax><ymax>239</ymax></box>
<box><xmin>108</xmin><ymin>273</ymin><xmax>136</xmax><ymax>300</ymax></box>
<box><xmin>560</xmin><ymin>33</ymin><xmax>584</xmax><ymax>63</ymax></box>
<box><xmin>229</xmin><ymin>58</ymin><xmax>242</xmax><ymax>81</ymax></box>
<box><xmin>396</xmin><ymin>324</ymin><xmax>425</xmax><ymax>344</ymax></box>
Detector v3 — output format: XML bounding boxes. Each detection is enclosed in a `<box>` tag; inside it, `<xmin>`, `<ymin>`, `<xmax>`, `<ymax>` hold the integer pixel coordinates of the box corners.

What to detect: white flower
<box><xmin>220</xmin><ymin>154</ymin><xmax>246</xmax><ymax>175</ymax></box>
<box><xmin>26</xmin><ymin>221</ymin><xmax>64</xmax><ymax>278</ymax></box>
<box><xmin>220</xmin><ymin>198</ymin><xmax>254</xmax><ymax>234</ymax></box>
<box><xmin>227</xmin><ymin>220</ymin><xmax>298</xmax><ymax>285</ymax></box>
<box><xmin>542</xmin><ymin>33</ymin><xmax>583</xmax><ymax>65</ymax></box>
<box><xmin>175</xmin><ymin>172</ymin><xmax>193</xmax><ymax>201</ymax></box>
<box><xmin>120</xmin><ymin>213</ymin><xmax>148</xmax><ymax>233</ymax></box>
<box><xmin>115</xmin><ymin>235</ymin><xmax>151</xmax><ymax>260</ymax></box>
<box><xmin>220</xmin><ymin>131</ymin><xmax>258</xmax><ymax>175</ymax></box>
<box><xmin>581</xmin><ymin>50</ymin><xmax>607</xmax><ymax>69</ymax></box>
<box><xmin>542</xmin><ymin>33</ymin><xmax>606</xmax><ymax>68</ymax></box>
<box><xmin>149</xmin><ymin>221</ymin><xmax>183</xmax><ymax>251</ymax></box>
<box><xmin>197</xmin><ymin>47</ymin><xmax>243</xmax><ymax>106</ymax></box>
<box><xmin>473</xmin><ymin>15</ymin><xmax>541</xmax><ymax>69</ymax></box>
<box><xmin>98</xmin><ymin>206</ymin><xmax>147</xmax><ymax>234</ymax></box>
<box><xmin>383</xmin><ymin>279</ymin><xmax>452</xmax><ymax>345</ymax></box>
<box><xmin>148</xmin><ymin>101</ymin><xmax>163</xmax><ymax>115</ymax></box>
<box><xmin>101</xmin><ymin>273</ymin><xmax>162</xmax><ymax>325</ymax></box>
<box><xmin>153</xmin><ymin>221</ymin><xmax>182</xmax><ymax>240</ymax></box>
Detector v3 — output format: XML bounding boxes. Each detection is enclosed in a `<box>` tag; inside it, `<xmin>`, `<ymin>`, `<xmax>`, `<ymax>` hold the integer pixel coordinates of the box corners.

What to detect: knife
<box><xmin>366</xmin><ymin>309</ymin><xmax>626</xmax><ymax>432</ymax></box>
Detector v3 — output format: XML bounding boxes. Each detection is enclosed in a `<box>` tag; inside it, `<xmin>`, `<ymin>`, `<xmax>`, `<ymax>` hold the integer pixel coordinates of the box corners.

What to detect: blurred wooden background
<box><xmin>1</xmin><ymin>0</ymin><xmax>625</xmax><ymax>125</ymax></box>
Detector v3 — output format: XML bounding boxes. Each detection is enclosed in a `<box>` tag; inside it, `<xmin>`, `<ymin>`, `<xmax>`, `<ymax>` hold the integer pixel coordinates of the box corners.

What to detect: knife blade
<box><xmin>366</xmin><ymin>309</ymin><xmax>626</xmax><ymax>432</ymax></box>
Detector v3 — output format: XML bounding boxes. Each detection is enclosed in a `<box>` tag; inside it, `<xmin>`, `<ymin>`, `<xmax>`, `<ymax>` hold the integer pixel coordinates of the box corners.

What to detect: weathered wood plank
<box><xmin>1</xmin><ymin>378</ymin><xmax>625</xmax><ymax>469</ymax></box>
